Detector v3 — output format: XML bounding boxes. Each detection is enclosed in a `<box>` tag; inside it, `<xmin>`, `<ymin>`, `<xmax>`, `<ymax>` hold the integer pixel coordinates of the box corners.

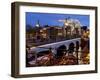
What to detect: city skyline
<box><xmin>26</xmin><ymin>12</ymin><xmax>90</xmax><ymax>27</ymax></box>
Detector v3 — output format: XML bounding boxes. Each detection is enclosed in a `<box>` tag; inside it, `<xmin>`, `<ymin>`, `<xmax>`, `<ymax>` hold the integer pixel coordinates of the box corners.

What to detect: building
<box><xmin>26</xmin><ymin>18</ymin><xmax>82</xmax><ymax>45</ymax></box>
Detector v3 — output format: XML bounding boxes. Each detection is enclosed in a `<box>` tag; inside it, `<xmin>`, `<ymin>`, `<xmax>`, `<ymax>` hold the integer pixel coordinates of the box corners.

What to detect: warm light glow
<box><xmin>58</xmin><ymin>33</ymin><xmax>63</xmax><ymax>36</ymax></box>
<box><xmin>43</xmin><ymin>28</ymin><xmax>47</xmax><ymax>30</ymax></box>
<box><xmin>65</xmin><ymin>22</ymin><xmax>69</xmax><ymax>26</ymax></box>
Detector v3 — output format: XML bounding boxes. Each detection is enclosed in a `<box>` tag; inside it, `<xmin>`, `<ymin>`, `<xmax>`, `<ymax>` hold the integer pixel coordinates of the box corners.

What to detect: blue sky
<box><xmin>26</xmin><ymin>12</ymin><xmax>90</xmax><ymax>27</ymax></box>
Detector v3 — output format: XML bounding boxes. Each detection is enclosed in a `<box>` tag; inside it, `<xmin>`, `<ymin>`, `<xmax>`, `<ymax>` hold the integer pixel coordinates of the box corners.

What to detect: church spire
<box><xmin>35</xmin><ymin>20</ymin><xmax>40</xmax><ymax>27</ymax></box>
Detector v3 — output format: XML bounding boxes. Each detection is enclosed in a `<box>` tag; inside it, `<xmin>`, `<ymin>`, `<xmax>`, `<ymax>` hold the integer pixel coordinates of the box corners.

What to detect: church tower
<box><xmin>35</xmin><ymin>20</ymin><xmax>40</xmax><ymax>27</ymax></box>
<box><xmin>63</xmin><ymin>18</ymin><xmax>69</xmax><ymax>37</ymax></box>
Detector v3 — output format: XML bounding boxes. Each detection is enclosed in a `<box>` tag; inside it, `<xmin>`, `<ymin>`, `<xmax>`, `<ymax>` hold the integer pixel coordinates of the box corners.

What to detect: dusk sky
<box><xmin>26</xmin><ymin>12</ymin><xmax>90</xmax><ymax>27</ymax></box>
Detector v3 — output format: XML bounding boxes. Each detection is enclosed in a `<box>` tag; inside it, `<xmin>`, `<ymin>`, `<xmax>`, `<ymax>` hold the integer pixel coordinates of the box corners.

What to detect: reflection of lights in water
<box><xmin>63</xmin><ymin>51</ymin><xmax>66</xmax><ymax>54</ymax></box>
<box><xmin>51</xmin><ymin>50</ymin><xmax>55</xmax><ymax>53</ymax></box>
<box><xmin>51</xmin><ymin>49</ymin><xmax>57</xmax><ymax>56</ymax></box>
<box><xmin>85</xmin><ymin>53</ymin><xmax>90</xmax><ymax>60</ymax></box>
<box><xmin>81</xmin><ymin>53</ymin><xmax>90</xmax><ymax>64</ymax></box>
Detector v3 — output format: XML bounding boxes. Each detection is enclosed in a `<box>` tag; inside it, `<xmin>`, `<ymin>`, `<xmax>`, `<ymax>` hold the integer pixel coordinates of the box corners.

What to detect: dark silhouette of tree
<box><xmin>81</xmin><ymin>26</ymin><xmax>87</xmax><ymax>31</ymax></box>
<box><xmin>26</xmin><ymin>24</ymin><xmax>35</xmax><ymax>34</ymax></box>
<box><xmin>44</xmin><ymin>25</ymin><xmax>49</xmax><ymax>27</ymax></box>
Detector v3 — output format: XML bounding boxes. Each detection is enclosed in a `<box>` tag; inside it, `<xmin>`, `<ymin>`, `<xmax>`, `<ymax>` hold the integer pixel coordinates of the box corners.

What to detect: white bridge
<box><xmin>30</xmin><ymin>38</ymin><xmax>81</xmax><ymax>53</ymax></box>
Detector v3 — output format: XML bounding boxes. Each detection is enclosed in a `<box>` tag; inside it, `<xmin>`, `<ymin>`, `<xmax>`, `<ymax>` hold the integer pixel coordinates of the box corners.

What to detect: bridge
<box><xmin>30</xmin><ymin>38</ymin><xmax>81</xmax><ymax>53</ymax></box>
